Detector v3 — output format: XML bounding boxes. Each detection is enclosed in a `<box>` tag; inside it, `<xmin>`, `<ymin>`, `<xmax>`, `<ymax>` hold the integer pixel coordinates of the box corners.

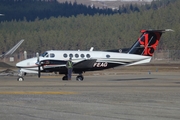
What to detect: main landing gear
<box><xmin>62</xmin><ymin>74</ymin><xmax>84</xmax><ymax>81</ymax></box>
<box><xmin>62</xmin><ymin>75</ymin><xmax>68</xmax><ymax>80</ymax></box>
<box><xmin>76</xmin><ymin>75</ymin><xmax>84</xmax><ymax>81</ymax></box>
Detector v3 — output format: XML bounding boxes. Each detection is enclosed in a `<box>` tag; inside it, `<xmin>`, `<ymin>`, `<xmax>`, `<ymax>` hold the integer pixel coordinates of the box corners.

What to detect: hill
<box><xmin>57</xmin><ymin>0</ymin><xmax>152</xmax><ymax>9</ymax></box>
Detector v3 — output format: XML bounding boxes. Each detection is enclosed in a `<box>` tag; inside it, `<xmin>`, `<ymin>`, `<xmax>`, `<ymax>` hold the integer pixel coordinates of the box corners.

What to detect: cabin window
<box><xmin>75</xmin><ymin>54</ymin><xmax>79</xmax><ymax>58</ymax></box>
<box><xmin>81</xmin><ymin>54</ymin><xmax>85</xmax><ymax>58</ymax></box>
<box><xmin>106</xmin><ymin>54</ymin><xmax>110</xmax><ymax>58</ymax></box>
<box><xmin>86</xmin><ymin>54</ymin><xmax>90</xmax><ymax>58</ymax></box>
<box><xmin>69</xmin><ymin>53</ymin><xmax>73</xmax><ymax>58</ymax></box>
<box><xmin>63</xmin><ymin>53</ymin><xmax>68</xmax><ymax>58</ymax></box>
<box><xmin>50</xmin><ymin>53</ymin><xmax>55</xmax><ymax>58</ymax></box>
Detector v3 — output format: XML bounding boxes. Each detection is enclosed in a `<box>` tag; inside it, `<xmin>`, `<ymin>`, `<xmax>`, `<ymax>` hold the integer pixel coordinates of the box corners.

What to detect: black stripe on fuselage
<box><xmin>41</xmin><ymin>62</ymin><xmax>125</xmax><ymax>74</ymax></box>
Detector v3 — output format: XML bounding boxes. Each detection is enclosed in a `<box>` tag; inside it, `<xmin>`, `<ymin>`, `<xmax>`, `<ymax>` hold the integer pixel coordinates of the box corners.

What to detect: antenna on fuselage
<box><xmin>89</xmin><ymin>47</ymin><xmax>94</xmax><ymax>51</ymax></box>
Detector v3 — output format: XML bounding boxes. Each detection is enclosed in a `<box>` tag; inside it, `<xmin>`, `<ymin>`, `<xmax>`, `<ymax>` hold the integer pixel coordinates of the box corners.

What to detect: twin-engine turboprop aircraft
<box><xmin>0</xmin><ymin>39</ymin><xmax>24</xmax><ymax>58</ymax></box>
<box><xmin>16</xmin><ymin>29</ymin><xmax>173</xmax><ymax>81</ymax></box>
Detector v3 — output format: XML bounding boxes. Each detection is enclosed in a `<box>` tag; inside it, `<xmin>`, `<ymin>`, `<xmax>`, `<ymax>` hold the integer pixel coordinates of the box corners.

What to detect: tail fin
<box><xmin>128</xmin><ymin>29</ymin><xmax>173</xmax><ymax>56</ymax></box>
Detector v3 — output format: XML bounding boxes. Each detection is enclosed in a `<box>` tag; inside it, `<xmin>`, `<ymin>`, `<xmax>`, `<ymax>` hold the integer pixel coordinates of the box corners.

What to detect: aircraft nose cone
<box><xmin>16</xmin><ymin>59</ymin><xmax>31</xmax><ymax>67</ymax></box>
<box><xmin>16</xmin><ymin>61</ymin><xmax>24</xmax><ymax>67</ymax></box>
<box><xmin>16</xmin><ymin>57</ymin><xmax>38</xmax><ymax>68</ymax></box>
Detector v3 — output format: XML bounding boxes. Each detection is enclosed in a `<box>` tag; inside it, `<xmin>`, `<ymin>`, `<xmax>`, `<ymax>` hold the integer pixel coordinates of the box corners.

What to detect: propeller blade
<box><xmin>36</xmin><ymin>52</ymin><xmax>41</xmax><ymax>78</ymax></box>
<box><xmin>38</xmin><ymin>66</ymin><xmax>41</xmax><ymax>78</ymax></box>
<box><xmin>36</xmin><ymin>52</ymin><xmax>39</xmax><ymax>62</ymax></box>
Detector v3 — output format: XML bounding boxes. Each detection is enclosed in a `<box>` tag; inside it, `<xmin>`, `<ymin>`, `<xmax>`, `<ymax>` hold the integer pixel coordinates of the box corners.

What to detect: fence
<box><xmin>152</xmin><ymin>50</ymin><xmax>180</xmax><ymax>63</ymax></box>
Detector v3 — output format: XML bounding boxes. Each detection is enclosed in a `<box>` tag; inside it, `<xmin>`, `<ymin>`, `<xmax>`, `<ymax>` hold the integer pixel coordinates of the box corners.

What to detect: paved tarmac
<box><xmin>0</xmin><ymin>72</ymin><xmax>180</xmax><ymax>120</ymax></box>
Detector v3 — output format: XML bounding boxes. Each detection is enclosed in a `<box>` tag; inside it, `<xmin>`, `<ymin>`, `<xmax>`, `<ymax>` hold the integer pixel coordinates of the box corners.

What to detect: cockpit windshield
<box><xmin>41</xmin><ymin>52</ymin><xmax>48</xmax><ymax>57</ymax></box>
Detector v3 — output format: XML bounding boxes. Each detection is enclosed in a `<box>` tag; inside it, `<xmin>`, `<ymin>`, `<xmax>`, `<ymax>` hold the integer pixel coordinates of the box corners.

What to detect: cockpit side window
<box><xmin>41</xmin><ymin>52</ymin><xmax>48</xmax><ymax>57</ymax></box>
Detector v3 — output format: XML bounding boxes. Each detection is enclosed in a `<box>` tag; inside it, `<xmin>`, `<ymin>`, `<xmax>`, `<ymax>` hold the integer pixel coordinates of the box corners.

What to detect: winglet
<box><xmin>89</xmin><ymin>47</ymin><xmax>94</xmax><ymax>51</ymax></box>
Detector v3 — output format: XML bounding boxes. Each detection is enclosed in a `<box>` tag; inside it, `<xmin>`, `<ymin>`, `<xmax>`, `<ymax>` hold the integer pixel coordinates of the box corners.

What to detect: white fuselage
<box><xmin>16</xmin><ymin>50</ymin><xmax>151</xmax><ymax>74</ymax></box>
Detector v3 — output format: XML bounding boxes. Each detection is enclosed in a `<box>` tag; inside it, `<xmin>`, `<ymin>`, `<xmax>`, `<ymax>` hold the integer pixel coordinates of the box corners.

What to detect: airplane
<box><xmin>16</xmin><ymin>29</ymin><xmax>173</xmax><ymax>81</ymax></box>
<box><xmin>0</xmin><ymin>39</ymin><xmax>24</xmax><ymax>58</ymax></box>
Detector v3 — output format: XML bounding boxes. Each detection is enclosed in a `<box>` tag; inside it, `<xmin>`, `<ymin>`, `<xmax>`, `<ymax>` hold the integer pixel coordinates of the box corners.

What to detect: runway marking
<box><xmin>0</xmin><ymin>91</ymin><xmax>77</xmax><ymax>95</ymax></box>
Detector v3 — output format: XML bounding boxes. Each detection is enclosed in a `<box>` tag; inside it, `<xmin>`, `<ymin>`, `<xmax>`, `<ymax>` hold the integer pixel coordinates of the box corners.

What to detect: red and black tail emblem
<box><xmin>128</xmin><ymin>29</ymin><xmax>173</xmax><ymax>56</ymax></box>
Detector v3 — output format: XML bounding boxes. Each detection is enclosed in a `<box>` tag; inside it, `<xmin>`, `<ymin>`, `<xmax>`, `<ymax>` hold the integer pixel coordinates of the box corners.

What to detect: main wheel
<box><xmin>17</xmin><ymin>77</ymin><xmax>24</xmax><ymax>81</ymax></box>
<box><xmin>76</xmin><ymin>75</ymin><xmax>84</xmax><ymax>81</ymax></box>
<box><xmin>62</xmin><ymin>76</ymin><xmax>68</xmax><ymax>80</ymax></box>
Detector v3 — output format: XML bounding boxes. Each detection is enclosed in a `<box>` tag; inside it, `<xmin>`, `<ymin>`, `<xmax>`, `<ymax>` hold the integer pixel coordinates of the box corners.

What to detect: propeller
<box><xmin>36</xmin><ymin>52</ymin><xmax>41</xmax><ymax>78</ymax></box>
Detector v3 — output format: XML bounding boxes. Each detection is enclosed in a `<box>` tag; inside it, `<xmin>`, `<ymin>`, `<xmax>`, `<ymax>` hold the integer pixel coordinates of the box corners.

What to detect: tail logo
<box><xmin>138</xmin><ymin>32</ymin><xmax>160</xmax><ymax>56</ymax></box>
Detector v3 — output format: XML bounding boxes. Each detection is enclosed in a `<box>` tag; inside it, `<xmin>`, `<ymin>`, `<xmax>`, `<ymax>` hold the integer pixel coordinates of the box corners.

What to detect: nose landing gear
<box><xmin>17</xmin><ymin>77</ymin><xmax>24</xmax><ymax>81</ymax></box>
<box><xmin>17</xmin><ymin>71</ymin><xmax>25</xmax><ymax>81</ymax></box>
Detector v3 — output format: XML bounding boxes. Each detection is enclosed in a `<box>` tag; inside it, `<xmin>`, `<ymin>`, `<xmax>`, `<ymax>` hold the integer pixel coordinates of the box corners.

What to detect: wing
<box><xmin>41</xmin><ymin>59</ymin><xmax>97</xmax><ymax>69</ymax></box>
<box><xmin>0</xmin><ymin>39</ymin><xmax>24</xmax><ymax>58</ymax></box>
<box><xmin>73</xmin><ymin>59</ymin><xmax>97</xmax><ymax>69</ymax></box>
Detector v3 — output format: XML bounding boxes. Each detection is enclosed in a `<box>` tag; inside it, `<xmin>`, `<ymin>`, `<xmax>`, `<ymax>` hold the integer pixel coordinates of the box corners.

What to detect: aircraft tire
<box><xmin>62</xmin><ymin>76</ymin><xmax>68</xmax><ymax>81</ymax></box>
<box><xmin>76</xmin><ymin>75</ymin><xmax>84</xmax><ymax>81</ymax></box>
<box><xmin>17</xmin><ymin>77</ymin><xmax>24</xmax><ymax>81</ymax></box>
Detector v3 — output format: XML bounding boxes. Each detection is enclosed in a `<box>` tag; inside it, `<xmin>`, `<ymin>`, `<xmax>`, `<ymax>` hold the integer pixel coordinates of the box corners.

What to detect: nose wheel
<box><xmin>17</xmin><ymin>77</ymin><xmax>24</xmax><ymax>81</ymax></box>
<box><xmin>17</xmin><ymin>70</ymin><xmax>25</xmax><ymax>81</ymax></box>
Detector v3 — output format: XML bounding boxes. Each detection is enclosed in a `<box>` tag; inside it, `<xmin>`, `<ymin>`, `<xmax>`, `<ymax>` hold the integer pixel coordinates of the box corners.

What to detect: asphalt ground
<box><xmin>0</xmin><ymin>71</ymin><xmax>180</xmax><ymax>120</ymax></box>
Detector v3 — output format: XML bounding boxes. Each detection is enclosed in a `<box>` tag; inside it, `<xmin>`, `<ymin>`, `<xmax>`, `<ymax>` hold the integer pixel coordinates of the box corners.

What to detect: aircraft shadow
<box><xmin>109</xmin><ymin>78</ymin><xmax>154</xmax><ymax>81</ymax></box>
<box><xmin>174</xmin><ymin>82</ymin><xmax>180</xmax><ymax>84</ymax></box>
